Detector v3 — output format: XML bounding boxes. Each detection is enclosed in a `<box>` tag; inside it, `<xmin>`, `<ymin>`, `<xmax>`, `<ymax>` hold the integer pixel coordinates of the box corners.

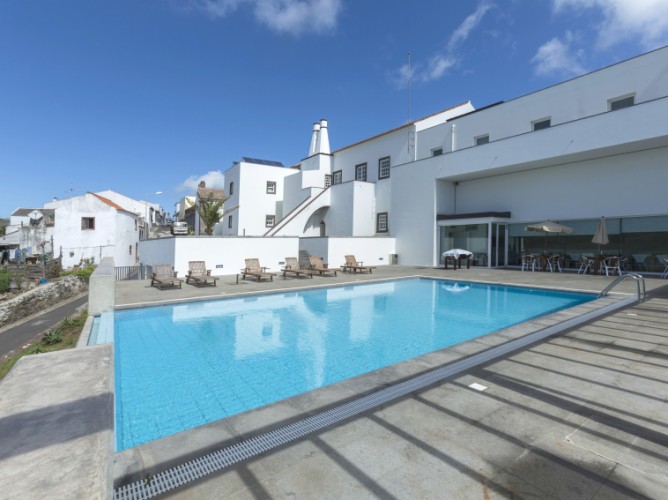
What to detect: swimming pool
<box><xmin>102</xmin><ymin>277</ymin><xmax>595</xmax><ymax>450</ymax></box>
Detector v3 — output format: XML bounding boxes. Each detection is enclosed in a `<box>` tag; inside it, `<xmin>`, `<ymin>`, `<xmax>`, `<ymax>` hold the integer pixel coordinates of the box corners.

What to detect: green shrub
<box><xmin>0</xmin><ymin>268</ymin><xmax>12</xmax><ymax>293</ymax></box>
<box><xmin>61</xmin><ymin>262</ymin><xmax>95</xmax><ymax>282</ymax></box>
<box><xmin>42</xmin><ymin>330</ymin><xmax>63</xmax><ymax>345</ymax></box>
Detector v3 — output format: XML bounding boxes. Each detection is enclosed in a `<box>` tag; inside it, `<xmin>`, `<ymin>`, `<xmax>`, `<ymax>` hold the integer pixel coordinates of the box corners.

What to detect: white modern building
<box><xmin>45</xmin><ymin>192</ymin><xmax>140</xmax><ymax>268</ymax></box>
<box><xmin>221</xmin><ymin>46</ymin><xmax>668</xmax><ymax>272</ymax></box>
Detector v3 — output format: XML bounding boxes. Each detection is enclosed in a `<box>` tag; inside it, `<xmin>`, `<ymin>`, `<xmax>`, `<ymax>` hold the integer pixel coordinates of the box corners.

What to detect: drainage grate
<box><xmin>114</xmin><ymin>295</ymin><xmax>633</xmax><ymax>499</ymax></box>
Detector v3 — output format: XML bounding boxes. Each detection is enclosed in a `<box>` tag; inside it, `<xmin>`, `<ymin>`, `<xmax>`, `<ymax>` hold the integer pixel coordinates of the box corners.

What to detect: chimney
<box><xmin>317</xmin><ymin>118</ymin><xmax>330</xmax><ymax>154</ymax></box>
<box><xmin>309</xmin><ymin>122</ymin><xmax>320</xmax><ymax>156</ymax></box>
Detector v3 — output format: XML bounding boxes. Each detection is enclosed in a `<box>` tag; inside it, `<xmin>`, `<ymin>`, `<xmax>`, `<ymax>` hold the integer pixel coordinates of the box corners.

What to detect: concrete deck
<box><xmin>2</xmin><ymin>266</ymin><xmax>667</xmax><ymax>499</ymax></box>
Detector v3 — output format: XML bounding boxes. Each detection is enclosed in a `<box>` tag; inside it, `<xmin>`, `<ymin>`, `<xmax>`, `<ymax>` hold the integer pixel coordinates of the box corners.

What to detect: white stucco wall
<box><xmin>140</xmin><ymin>236</ymin><xmax>299</xmax><ymax>277</ymax></box>
<box><xmin>299</xmin><ymin>237</ymin><xmax>396</xmax><ymax>268</ymax></box>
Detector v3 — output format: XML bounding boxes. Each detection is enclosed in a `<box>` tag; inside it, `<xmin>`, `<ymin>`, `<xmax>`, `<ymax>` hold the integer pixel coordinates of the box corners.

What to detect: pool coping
<box><xmin>109</xmin><ymin>275</ymin><xmax>636</xmax><ymax>490</ymax></box>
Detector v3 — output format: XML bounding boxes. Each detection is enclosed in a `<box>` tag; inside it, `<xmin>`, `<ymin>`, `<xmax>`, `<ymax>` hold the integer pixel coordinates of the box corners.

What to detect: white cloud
<box><xmin>553</xmin><ymin>0</ymin><xmax>668</xmax><ymax>50</ymax></box>
<box><xmin>177</xmin><ymin>170</ymin><xmax>226</xmax><ymax>193</ymax></box>
<box><xmin>532</xmin><ymin>32</ymin><xmax>586</xmax><ymax>77</ymax></box>
<box><xmin>190</xmin><ymin>0</ymin><xmax>342</xmax><ymax>36</ymax></box>
<box><xmin>390</xmin><ymin>1</ymin><xmax>493</xmax><ymax>88</ymax></box>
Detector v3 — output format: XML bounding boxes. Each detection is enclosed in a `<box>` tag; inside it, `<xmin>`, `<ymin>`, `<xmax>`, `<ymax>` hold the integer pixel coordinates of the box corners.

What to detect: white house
<box><xmin>223</xmin><ymin>46</ymin><xmax>668</xmax><ymax>272</ymax></box>
<box><xmin>0</xmin><ymin>208</ymin><xmax>55</xmax><ymax>259</ymax></box>
<box><xmin>95</xmin><ymin>190</ymin><xmax>166</xmax><ymax>240</ymax></box>
<box><xmin>45</xmin><ymin>192</ymin><xmax>140</xmax><ymax>268</ymax></box>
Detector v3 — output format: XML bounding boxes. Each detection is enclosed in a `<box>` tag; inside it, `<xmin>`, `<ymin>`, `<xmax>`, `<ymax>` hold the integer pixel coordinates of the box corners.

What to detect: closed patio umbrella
<box><xmin>592</xmin><ymin>216</ymin><xmax>609</xmax><ymax>254</ymax></box>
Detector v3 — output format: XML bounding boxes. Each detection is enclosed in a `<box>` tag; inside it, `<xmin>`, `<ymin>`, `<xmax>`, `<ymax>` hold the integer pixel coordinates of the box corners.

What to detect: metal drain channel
<box><xmin>114</xmin><ymin>295</ymin><xmax>634</xmax><ymax>499</ymax></box>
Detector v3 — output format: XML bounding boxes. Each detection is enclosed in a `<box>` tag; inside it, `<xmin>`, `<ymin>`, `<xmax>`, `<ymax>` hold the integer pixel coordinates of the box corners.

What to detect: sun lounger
<box><xmin>282</xmin><ymin>257</ymin><xmax>312</xmax><ymax>279</ymax></box>
<box><xmin>342</xmin><ymin>255</ymin><xmax>375</xmax><ymax>273</ymax></box>
<box><xmin>186</xmin><ymin>260</ymin><xmax>218</xmax><ymax>287</ymax></box>
<box><xmin>308</xmin><ymin>256</ymin><xmax>340</xmax><ymax>276</ymax></box>
<box><xmin>150</xmin><ymin>264</ymin><xmax>183</xmax><ymax>290</ymax></box>
<box><xmin>241</xmin><ymin>258</ymin><xmax>276</xmax><ymax>281</ymax></box>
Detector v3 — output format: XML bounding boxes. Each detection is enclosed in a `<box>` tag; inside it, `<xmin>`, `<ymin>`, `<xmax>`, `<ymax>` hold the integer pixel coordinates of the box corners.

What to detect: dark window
<box><xmin>129</xmin><ymin>245</ymin><xmax>132</xmax><ymax>255</ymax></box>
<box><xmin>475</xmin><ymin>134</ymin><xmax>490</xmax><ymax>145</ymax></box>
<box><xmin>532</xmin><ymin>119</ymin><xmax>551</xmax><ymax>131</ymax></box>
<box><xmin>332</xmin><ymin>170</ymin><xmax>342</xmax><ymax>184</ymax></box>
<box><xmin>228</xmin><ymin>215</ymin><xmax>233</xmax><ymax>229</ymax></box>
<box><xmin>376</xmin><ymin>212</ymin><xmax>388</xmax><ymax>233</ymax></box>
<box><xmin>378</xmin><ymin>157</ymin><xmax>390</xmax><ymax>179</ymax></box>
<box><xmin>355</xmin><ymin>163</ymin><xmax>367</xmax><ymax>182</ymax></box>
<box><xmin>229</xmin><ymin>181</ymin><xmax>234</xmax><ymax>195</ymax></box>
<box><xmin>265</xmin><ymin>215</ymin><xmax>275</xmax><ymax>227</ymax></box>
<box><xmin>266</xmin><ymin>181</ymin><xmax>276</xmax><ymax>194</ymax></box>
<box><xmin>432</xmin><ymin>148</ymin><xmax>443</xmax><ymax>156</ymax></box>
<box><xmin>81</xmin><ymin>217</ymin><xmax>95</xmax><ymax>230</ymax></box>
<box><xmin>609</xmin><ymin>95</ymin><xmax>634</xmax><ymax>111</ymax></box>
<box><xmin>325</xmin><ymin>174</ymin><xmax>332</xmax><ymax>188</ymax></box>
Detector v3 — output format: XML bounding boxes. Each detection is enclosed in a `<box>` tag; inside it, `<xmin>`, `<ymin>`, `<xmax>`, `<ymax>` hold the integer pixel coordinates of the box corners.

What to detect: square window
<box><xmin>532</xmin><ymin>118</ymin><xmax>551</xmax><ymax>131</ymax></box>
<box><xmin>325</xmin><ymin>174</ymin><xmax>332</xmax><ymax>188</ymax></box>
<box><xmin>609</xmin><ymin>95</ymin><xmax>634</xmax><ymax>111</ymax></box>
<box><xmin>378</xmin><ymin>157</ymin><xmax>390</xmax><ymax>179</ymax></box>
<box><xmin>81</xmin><ymin>217</ymin><xmax>95</xmax><ymax>230</ymax></box>
<box><xmin>265</xmin><ymin>214</ymin><xmax>275</xmax><ymax>227</ymax></box>
<box><xmin>432</xmin><ymin>148</ymin><xmax>443</xmax><ymax>157</ymax></box>
<box><xmin>475</xmin><ymin>134</ymin><xmax>490</xmax><ymax>146</ymax></box>
<box><xmin>355</xmin><ymin>163</ymin><xmax>367</xmax><ymax>182</ymax></box>
<box><xmin>266</xmin><ymin>181</ymin><xmax>276</xmax><ymax>194</ymax></box>
<box><xmin>332</xmin><ymin>170</ymin><xmax>342</xmax><ymax>184</ymax></box>
<box><xmin>377</xmin><ymin>212</ymin><xmax>388</xmax><ymax>233</ymax></box>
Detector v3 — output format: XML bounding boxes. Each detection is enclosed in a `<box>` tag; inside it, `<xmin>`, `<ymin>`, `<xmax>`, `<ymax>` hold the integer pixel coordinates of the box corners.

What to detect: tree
<box><xmin>196</xmin><ymin>194</ymin><xmax>238</xmax><ymax>235</ymax></box>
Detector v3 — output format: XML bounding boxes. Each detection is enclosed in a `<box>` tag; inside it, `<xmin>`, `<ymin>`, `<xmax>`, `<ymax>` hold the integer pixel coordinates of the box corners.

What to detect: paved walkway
<box><xmin>1</xmin><ymin>266</ymin><xmax>667</xmax><ymax>499</ymax></box>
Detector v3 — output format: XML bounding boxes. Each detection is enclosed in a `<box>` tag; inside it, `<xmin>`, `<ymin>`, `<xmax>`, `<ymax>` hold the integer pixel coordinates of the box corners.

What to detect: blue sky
<box><xmin>2</xmin><ymin>0</ymin><xmax>668</xmax><ymax>218</ymax></box>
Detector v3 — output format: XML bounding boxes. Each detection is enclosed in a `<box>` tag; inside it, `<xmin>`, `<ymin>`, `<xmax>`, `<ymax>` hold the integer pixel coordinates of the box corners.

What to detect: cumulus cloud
<box><xmin>390</xmin><ymin>1</ymin><xmax>493</xmax><ymax>88</ymax></box>
<box><xmin>190</xmin><ymin>0</ymin><xmax>342</xmax><ymax>36</ymax></box>
<box><xmin>177</xmin><ymin>170</ymin><xmax>226</xmax><ymax>192</ymax></box>
<box><xmin>532</xmin><ymin>32</ymin><xmax>586</xmax><ymax>77</ymax></box>
<box><xmin>552</xmin><ymin>0</ymin><xmax>668</xmax><ymax>50</ymax></box>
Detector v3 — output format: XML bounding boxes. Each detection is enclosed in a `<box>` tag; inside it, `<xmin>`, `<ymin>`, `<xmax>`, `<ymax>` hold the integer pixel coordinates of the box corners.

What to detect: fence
<box><xmin>115</xmin><ymin>264</ymin><xmax>153</xmax><ymax>281</ymax></box>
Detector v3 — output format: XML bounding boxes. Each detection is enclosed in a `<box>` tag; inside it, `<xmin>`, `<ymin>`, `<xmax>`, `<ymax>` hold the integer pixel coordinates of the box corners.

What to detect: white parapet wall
<box><xmin>299</xmin><ymin>237</ymin><xmax>397</xmax><ymax>268</ymax></box>
<box><xmin>89</xmin><ymin>256</ymin><xmax>115</xmax><ymax>316</ymax></box>
<box><xmin>140</xmin><ymin>236</ymin><xmax>300</xmax><ymax>277</ymax></box>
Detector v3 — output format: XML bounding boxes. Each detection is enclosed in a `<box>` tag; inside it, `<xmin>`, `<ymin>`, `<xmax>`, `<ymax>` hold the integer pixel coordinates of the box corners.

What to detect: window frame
<box><xmin>324</xmin><ymin>174</ymin><xmax>332</xmax><ymax>188</ymax></box>
<box><xmin>81</xmin><ymin>217</ymin><xmax>95</xmax><ymax>230</ymax></box>
<box><xmin>474</xmin><ymin>134</ymin><xmax>490</xmax><ymax>146</ymax></box>
<box><xmin>266</xmin><ymin>181</ymin><xmax>276</xmax><ymax>194</ymax></box>
<box><xmin>376</xmin><ymin>212</ymin><xmax>389</xmax><ymax>233</ymax></box>
<box><xmin>265</xmin><ymin>214</ymin><xmax>276</xmax><ymax>228</ymax></box>
<box><xmin>378</xmin><ymin>156</ymin><xmax>391</xmax><ymax>180</ymax></box>
<box><xmin>332</xmin><ymin>170</ymin><xmax>342</xmax><ymax>185</ymax></box>
<box><xmin>355</xmin><ymin>162</ymin><xmax>368</xmax><ymax>182</ymax></box>
<box><xmin>609</xmin><ymin>94</ymin><xmax>635</xmax><ymax>111</ymax></box>
<box><xmin>431</xmin><ymin>147</ymin><xmax>443</xmax><ymax>157</ymax></box>
<box><xmin>532</xmin><ymin>118</ymin><xmax>551</xmax><ymax>131</ymax></box>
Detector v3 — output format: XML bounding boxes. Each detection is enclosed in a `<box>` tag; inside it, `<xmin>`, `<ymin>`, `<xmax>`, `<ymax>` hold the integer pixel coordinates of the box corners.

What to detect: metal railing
<box><xmin>115</xmin><ymin>264</ymin><xmax>153</xmax><ymax>281</ymax></box>
<box><xmin>598</xmin><ymin>272</ymin><xmax>646</xmax><ymax>300</ymax></box>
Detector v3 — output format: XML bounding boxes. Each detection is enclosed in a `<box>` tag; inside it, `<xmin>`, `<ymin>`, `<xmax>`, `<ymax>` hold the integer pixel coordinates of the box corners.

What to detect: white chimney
<box><xmin>317</xmin><ymin>118</ymin><xmax>330</xmax><ymax>154</ymax></box>
<box><xmin>309</xmin><ymin>122</ymin><xmax>320</xmax><ymax>156</ymax></box>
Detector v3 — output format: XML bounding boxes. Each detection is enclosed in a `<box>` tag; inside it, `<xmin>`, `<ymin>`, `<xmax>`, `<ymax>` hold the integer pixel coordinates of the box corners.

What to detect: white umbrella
<box><xmin>524</xmin><ymin>220</ymin><xmax>574</xmax><ymax>253</ymax></box>
<box><xmin>592</xmin><ymin>216</ymin><xmax>609</xmax><ymax>254</ymax></box>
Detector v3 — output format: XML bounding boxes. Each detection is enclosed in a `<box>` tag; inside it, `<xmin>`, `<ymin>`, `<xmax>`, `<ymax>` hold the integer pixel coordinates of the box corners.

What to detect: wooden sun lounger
<box><xmin>342</xmin><ymin>255</ymin><xmax>375</xmax><ymax>273</ymax></box>
<box><xmin>150</xmin><ymin>264</ymin><xmax>183</xmax><ymax>290</ymax></box>
<box><xmin>241</xmin><ymin>258</ymin><xmax>276</xmax><ymax>281</ymax></box>
<box><xmin>186</xmin><ymin>260</ymin><xmax>218</xmax><ymax>287</ymax></box>
<box><xmin>309</xmin><ymin>256</ymin><xmax>341</xmax><ymax>276</ymax></box>
<box><xmin>282</xmin><ymin>257</ymin><xmax>313</xmax><ymax>279</ymax></box>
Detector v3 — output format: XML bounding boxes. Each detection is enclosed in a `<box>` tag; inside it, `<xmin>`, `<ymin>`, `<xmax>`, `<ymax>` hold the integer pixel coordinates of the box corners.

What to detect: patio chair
<box><xmin>282</xmin><ymin>257</ymin><xmax>313</xmax><ymax>279</ymax></box>
<box><xmin>577</xmin><ymin>255</ymin><xmax>593</xmax><ymax>275</ymax></box>
<box><xmin>601</xmin><ymin>256</ymin><xmax>623</xmax><ymax>276</ymax></box>
<box><xmin>342</xmin><ymin>255</ymin><xmax>375</xmax><ymax>273</ymax></box>
<box><xmin>241</xmin><ymin>258</ymin><xmax>276</xmax><ymax>282</ymax></box>
<box><xmin>309</xmin><ymin>256</ymin><xmax>341</xmax><ymax>276</ymax></box>
<box><xmin>521</xmin><ymin>254</ymin><xmax>536</xmax><ymax>272</ymax></box>
<box><xmin>657</xmin><ymin>254</ymin><xmax>668</xmax><ymax>279</ymax></box>
<box><xmin>150</xmin><ymin>264</ymin><xmax>183</xmax><ymax>290</ymax></box>
<box><xmin>186</xmin><ymin>260</ymin><xmax>218</xmax><ymax>287</ymax></box>
<box><xmin>546</xmin><ymin>254</ymin><xmax>563</xmax><ymax>273</ymax></box>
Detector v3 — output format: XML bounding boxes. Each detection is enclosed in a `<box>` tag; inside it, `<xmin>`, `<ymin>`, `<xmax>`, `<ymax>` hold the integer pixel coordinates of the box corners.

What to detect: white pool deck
<box><xmin>1</xmin><ymin>266</ymin><xmax>668</xmax><ymax>499</ymax></box>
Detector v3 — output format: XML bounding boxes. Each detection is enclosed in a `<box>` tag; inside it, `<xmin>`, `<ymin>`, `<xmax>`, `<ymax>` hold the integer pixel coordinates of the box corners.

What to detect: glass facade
<box><xmin>440</xmin><ymin>215</ymin><xmax>668</xmax><ymax>273</ymax></box>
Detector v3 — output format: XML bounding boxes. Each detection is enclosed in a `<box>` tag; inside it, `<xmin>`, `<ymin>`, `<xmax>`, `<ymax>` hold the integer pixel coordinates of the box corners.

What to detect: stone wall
<box><xmin>0</xmin><ymin>276</ymin><xmax>88</xmax><ymax>328</ymax></box>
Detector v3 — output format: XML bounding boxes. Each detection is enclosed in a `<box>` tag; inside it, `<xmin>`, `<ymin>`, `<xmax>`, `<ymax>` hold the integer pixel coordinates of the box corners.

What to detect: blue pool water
<box><xmin>105</xmin><ymin>278</ymin><xmax>595</xmax><ymax>450</ymax></box>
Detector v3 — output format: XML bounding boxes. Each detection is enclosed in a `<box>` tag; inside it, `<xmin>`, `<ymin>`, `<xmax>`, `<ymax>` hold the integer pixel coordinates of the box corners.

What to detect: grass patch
<box><xmin>0</xmin><ymin>309</ymin><xmax>88</xmax><ymax>382</ymax></box>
